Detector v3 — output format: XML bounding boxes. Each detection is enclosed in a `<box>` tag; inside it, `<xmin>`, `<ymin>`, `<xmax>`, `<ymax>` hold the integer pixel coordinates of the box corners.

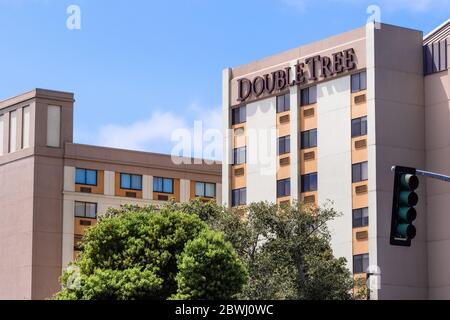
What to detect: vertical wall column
<box><xmin>290</xmin><ymin>62</ymin><xmax>299</xmax><ymax>202</ymax></box>
<box><xmin>317</xmin><ymin>76</ymin><xmax>353</xmax><ymax>271</ymax></box>
<box><xmin>62</xmin><ymin>166</ymin><xmax>75</xmax><ymax>271</ymax></box>
<box><xmin>0</xmin><ymin>114</ymin><xmax>4</xmax><ymax>156</ymax></box>
<box><xmin>180</xmin><ymin>179</ymin><xmax>190</xmax><ymax>203</ymax></box>
<box><xmin>247</xmin><ymin>97</ymin><xmax>277</xmax><ymax>204</ymax></box>
<box><xmin>216</xmin><ymin>183</ymin><xmax>222</xmax><ymax>205</ymax></box>
<box><xmin>104</xmin><ymin>171</ymin><xmax>115</xmax><ymax>196</ymax></box>
<box><xmin>222</xmin><ymin>68</ymin><xmax>232</xmax><ymax>206</ymax></box>
<box><xmin>142</xmin><ymin>175</ymin><xmax>153</xmax><ymax>200</ymax></box>
<box><xmin>366</xmin><ymin>22</ymin><xmax>378</xmax><ymax>300</ymax></box>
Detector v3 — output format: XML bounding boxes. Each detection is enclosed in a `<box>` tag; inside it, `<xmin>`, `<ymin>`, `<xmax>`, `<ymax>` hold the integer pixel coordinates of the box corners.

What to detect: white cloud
<box><xmin>95</xmin><ymin>103</ymin><xmax>223</xmax><ymax>161</ymax></box>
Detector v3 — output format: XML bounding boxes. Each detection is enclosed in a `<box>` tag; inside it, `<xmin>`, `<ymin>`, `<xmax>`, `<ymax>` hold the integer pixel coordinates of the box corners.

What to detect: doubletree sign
<box><xmin>237</xmin><ymin>48</ymin><xmax>357</xmax><ymax>102</ymax></box>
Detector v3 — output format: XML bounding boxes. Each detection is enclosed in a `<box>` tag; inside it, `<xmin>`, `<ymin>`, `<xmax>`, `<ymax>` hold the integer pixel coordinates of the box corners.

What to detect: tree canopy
<box><xmin>54</xmin><ymin>206</ymin><xmax>247</xmax><ymax>300</ymax></box>
<box><xmin>55</xmin><ymin>200</ymin><xmax>365</xmax><ymax>300</ymax></box>
<box><xmin>172</xmin><ymin>200</ymin><xmax>363</xmax><ymax>300</ymax></box>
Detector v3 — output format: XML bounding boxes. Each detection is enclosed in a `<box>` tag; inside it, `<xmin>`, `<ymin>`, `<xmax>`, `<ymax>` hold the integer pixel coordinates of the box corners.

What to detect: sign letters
<box><xmin>237</xmin><ymin>48</ymin><xmax>357</xmax><ymax>102</ymax></box>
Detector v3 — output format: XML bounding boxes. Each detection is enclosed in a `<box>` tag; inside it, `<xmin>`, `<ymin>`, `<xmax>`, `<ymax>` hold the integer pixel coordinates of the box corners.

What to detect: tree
<box><xmin>171</xmin><ymin>230</ymin><xmax>248</xmax><ymax>300</ymax></box>
<box><xmin>54</xmin><ymin>206</ymin><xmax>247</xmax><ymax>300</ymax></box>
<box><xmin>172</xmin><ymin>199</ymin><xmax>364</xmax><ymax>300</ymax></box>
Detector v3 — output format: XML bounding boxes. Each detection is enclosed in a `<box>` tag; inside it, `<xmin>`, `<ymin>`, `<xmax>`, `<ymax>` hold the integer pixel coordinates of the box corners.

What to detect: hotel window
<box><xmin>75</xmin><ymin>168</ymin><xmax>97</xmax><ymax>186</ymax></box>
<box><xmin>0</xmin><ymin>115</ymin><xmax>3</xmax><ymax>156</ymax></box>
<box><xmin>353</xmin><ymin>253</ymin><xmax>369</xmax><ymax>274</ymax></box>
<box><xmin>278</xmin><ymin>135</ymin><xmax>290</xmax><ymax>155</ymax></box>
<box><xmin>195</xmin><ymin>182</ymin><xmax>216</xmax><ymax>198</ymax></box>
<box><xmin>353</xmin><ymin>207</ymin><xmax>369</xmax><ymax>228</ymax></box>
<box><xmin>300</xmin><ymin>129</ymin><xmax>317</xmax><ymax>149</ymax></box>
<box><xmin>277</xmin><ymin>93</ymin><xmax>290</xmax><ymax>113</ymax></box>
<box><xmin>121</xmin><ymin>173</ymin><xmax>143</xmax><ymax>191</ymax></box>
<box><xmin>231</xmin><ymin>188</ymin><xmax>246</xmax><ymax>207</ymax></box>
<box><xmin>231</xmin><ymin>106</ymin><xmax>246</xmax><ymax>125</ymax></box>
<box><xmin>300</xmin><ymin>85</ymin><xmax>317</xmax><ymax>106</ymax></box>
<box><xmin>351</xmin><ymin>116</ymin><xmax>367</xmax><ymax>137</ymax></box>
<box><xmin>22</xmin><ymin>106</ymin><xmax>30</xmax><ymax>149</ymax></box>
<box><xmin>9</xmin><ymin>110</ymin><xmax>17</xmax><ymax>153</ymax></box>
<box><xmin>352</xmin><ymin>162</ymin><xmax>368</xmax><ymax>183</ymax></box>
<box><xmin>153</xmin><ymin>177</ymin><xmax>174</xmax><ymax>194</ymax></box>
<box><xmin>351</xmin><ymin>71</ymin><xmax>367</xmax><ymax>93</ymax></box>
<box><xmin>233</xmin><ymin>146</ymin><xmax>246</xmax><ymax>165</ymax></box>
<box><xmin>277</xmin><ymin>178</ymin><xmax>291</xmax><ymax>198</ymax></box>
<box><xmin>301</xmin><ymin>172</ymin><xmax>318</xmax><ymax>193</ymax></box>
<box><xmin>75</xmin><ymin>201</ymin><xmax>97</xmax><ymax>219</ymax></box>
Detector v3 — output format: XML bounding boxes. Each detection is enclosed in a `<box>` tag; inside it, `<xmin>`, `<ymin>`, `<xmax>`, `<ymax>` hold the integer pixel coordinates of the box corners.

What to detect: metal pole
<box><xmin>391</xmin><ymin>166</ymin><xmax>450</xmax><ymax>183</ymax></box>
<box><xmin>415</xmin><ymin>169</ymin><xmax>450</xmax><ymax>183</ymax></box>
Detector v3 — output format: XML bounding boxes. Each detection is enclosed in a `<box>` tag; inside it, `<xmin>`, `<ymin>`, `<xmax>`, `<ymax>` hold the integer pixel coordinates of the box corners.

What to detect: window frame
<box><xmin>233</xmin><ymin>146</ymin><xmax>246</xmax><ymax>165</ymax></box>
<box><xmin>153</xmin><ymin>176</ymin><xmax>174</xmax><ymax>194</ymax></box>
<box><xmin>352</xmin><ymin>207</ymin><xmax>369</xmax><ymax>228</ymax></box>
<box><xmin>120</xmin><ymin>173</ymin><xmax>143</xmax><ymax>191</ymax></box>
<box><xmin>195</xmin><ymin>182</ymin><xmax>216</xmax><ymax>198</ymax></box>
<box><xmin>352</xmin><ymin>162</ymin><xmax>368</xmax><ymax>183</ymax></box>
<box><xmin>276</xmin><ymin>93</ymin><xmax>290</xmax><ymax>113</ymax></box>
<box><xmin>231</xmin><ymin>105</ymin><xmax>246</xmax><ymax>125</ymax></box>
<box><xmin>300</xmin><ymin>129</ymin><xmax>317</xmax><ymax>149</ymax></box>
<box><xmin>351</xmin><ymin>116</ymin><xmax>368</xmax><ymax>138</ymax></box>
<box><xmin>75</xmin><ymin>168</ymin><xmax>98</xmax><ymax>186</ymax></box>
<box><xmin>301</xmin><ymin>172</ymin><xmax>318</xmax><ymax>193</ymax></box>
<box><xmin>74</xmin><ymin>201</ymin><xmax>98</xmax><ymax>219</ymax></box>
<box><xmin>353</xmin><ymin>253</ymin><xmax>369</xmax><ymax>274</ymax></box>
<box><xmin>278</xmin><ymin>135</ymin><xmax>291</xmax><ymax>155</ymax></box>
<box><xmin>277</xmin><ymin>178</ymin><xmax>291</xmax><ymax>198</ymax></box>
<box><xmin>351</xmin><ymin>71</ymin><xmax>367</xmax><ymax>93</ymax></box>
<box><xmin>231</xmin><ymin>188</ymin><xmax>246</xmax><ymax>207</ymax></box>
<box><xmin>300</xmin><ymin>85</ymin><xmax>317</xmax><ymax>106</ymax></box>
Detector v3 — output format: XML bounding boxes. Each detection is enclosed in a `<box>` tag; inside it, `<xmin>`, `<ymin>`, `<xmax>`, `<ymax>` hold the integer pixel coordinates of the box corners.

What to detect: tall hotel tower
<box><xmin>222</xmin><ymin>21</ymin><xmax>450</xmax><ymax>299</ymax></box>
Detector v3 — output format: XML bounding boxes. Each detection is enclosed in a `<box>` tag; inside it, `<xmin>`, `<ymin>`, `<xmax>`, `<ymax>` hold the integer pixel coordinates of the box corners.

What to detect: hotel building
<box><xmin>222</xmin><ymin>20</ymin><xmax>450</xmax><ymax>299</ymax></box>
<box><xmin>0</xmin><ymin>89</ymin><xmax>221</xmax><ymax>299</ymax></box>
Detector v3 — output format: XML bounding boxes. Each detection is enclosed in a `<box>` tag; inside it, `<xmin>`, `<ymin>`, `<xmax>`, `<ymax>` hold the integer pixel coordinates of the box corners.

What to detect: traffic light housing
<box><xmin>390</xmin><ymin>166</ymin><xmax>419</xmax><ymax>247</ymax></box>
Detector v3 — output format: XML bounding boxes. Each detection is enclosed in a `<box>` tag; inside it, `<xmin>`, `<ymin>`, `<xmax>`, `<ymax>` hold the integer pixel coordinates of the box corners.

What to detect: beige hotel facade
<box><xmin>222</xmin><ymin>20</ymin><xmax>450</xmax><ymax>299</ymax></box>
<box><xmin>1</xmin><ymin>19</ymin><xmax>450</xmax><ymax>301</ymax></box>
<box><xmin>0</xmin><ymin>89</ymin><xmax>221</xmax><ymax>299</ymax></box>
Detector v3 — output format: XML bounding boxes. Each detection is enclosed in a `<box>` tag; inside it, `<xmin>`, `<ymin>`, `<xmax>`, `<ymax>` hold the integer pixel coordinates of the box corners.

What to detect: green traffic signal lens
<box><xmin>399</xmin><ymin>191</ymin><xmax>418</xmax><ymax>207</ymax></box>
<box><xmin>398</xmin><ymin>207</ymin><xmax>417</xmax><ymax>223</ymax></box>
<box><xmin>400</xmin><ymin>174</ymin><xmax>419</xmax><ymax>190</ymax></box>
<box><xmin>396</xmin><ymin>224</ymin><xmax>417</xmax><ymax>239</ymax></box>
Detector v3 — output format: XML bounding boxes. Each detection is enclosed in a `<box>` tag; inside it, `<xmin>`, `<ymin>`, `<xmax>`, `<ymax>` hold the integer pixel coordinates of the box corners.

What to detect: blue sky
<box><xmin>0</xmin><ymin>0</ymin><xmax>449</xmax><ymax>159</ymax></box>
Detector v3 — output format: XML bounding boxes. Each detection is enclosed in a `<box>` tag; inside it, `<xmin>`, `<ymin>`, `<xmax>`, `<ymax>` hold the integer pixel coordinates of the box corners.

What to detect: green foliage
<box><xmin>171</xmin><ymin>230</ymin><xmax>248</xmax><ymax>300</ymax></box>
<box><xmin>54</xmin><ymin>205</ymin><xmax>246</xmax><ymax>300</ymax></box>
<box><xmin>172</xmin><ymin>200</ymin><xmax>362</xmax><ymax>300</ymax></box>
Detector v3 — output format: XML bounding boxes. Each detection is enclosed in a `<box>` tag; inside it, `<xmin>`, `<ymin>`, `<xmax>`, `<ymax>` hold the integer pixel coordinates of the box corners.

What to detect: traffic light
<box><xmin>390</xmin><ymin>166</ymin><xmax>419</xmax><ymax>247</ymax></box>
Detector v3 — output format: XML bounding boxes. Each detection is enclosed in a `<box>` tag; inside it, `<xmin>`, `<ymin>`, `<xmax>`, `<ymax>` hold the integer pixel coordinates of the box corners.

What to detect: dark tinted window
<box><xmin>195</xmin><ymin>182</ymin><xmax>216</xmax><ymax>198</ymax></box>
<box><xmin>120</xmin><ymin>173</ymin><xmax>143</xmax><ymax>190</ymax></box>
<box><xmin>351</xmin><ymin>71</ymin><xmax>367</xmax><ymax>93</ymax></box>
<box><xmin>353</xmin><ymin>253</ymin><xmax>369</xmax><ymax>274</ymax></box>
<box><xmin>153</xmin><ymin>177</ymin><xmax>174</xmax><ymax>193</ymax></box>
<box><xmin>300</xmin><ymin>129</ymin><xmax>317</xmax><ymax>149</ymax></box>
<box><xmin>231</xmin><ymin>106</ymin><xmax>246</xmax><ymax>125</ymax></box>
<box><xmin>301</xmin><ymin>172</ymin><xmax>318</xmax><ymax>192</ymax></box>
<box><xmin>352</xmin><ymin>162</ymin><xmax>368</xmax><ymax>183</ymax></box>
<box><xmin>277</xmin><ymin>178</ymin><xmax>291</xmax><ymax>198</ymax></box>
<box><xmin>75</xmin><ymin>168</ymin><xmax>97</xmax><ymax>186</ymax></box>
<box><xmin>300</xmin><ymin>86</ymin><xmax>317</xmax><ymax>106</ymax></box>
<box><xmin>352</xmin><ymin>116</ymin><xmax>368</xmax><ymax>137</ymax></box>
<box><xmin>75</xmin><ymin>201</ymin><xmax>97</xmax><ymax>219</ymax></box>
<box><xmin>278</xmin><ymin>135</ymin><xmax>290</xmax><ymax>155</ymax></box>
<box><xmin>353</xmin><ymin>207</ymin><xmax>369</xmax><ymax>228</ymax></box>
<box><xmin>233</xmin><ymin>147</ymin><xmax>246</xmax><ymax>165</ymax></box>
<box><xmin>232</xmin><ymin>188</ymin><xmax>246</xmax><ymax>207</ymax></box>
<box><xmin>277</xmin><ymin>93</ymin><xmax>290</xmax><ymax>113</ymax></box>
